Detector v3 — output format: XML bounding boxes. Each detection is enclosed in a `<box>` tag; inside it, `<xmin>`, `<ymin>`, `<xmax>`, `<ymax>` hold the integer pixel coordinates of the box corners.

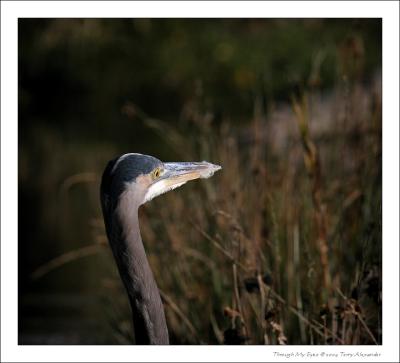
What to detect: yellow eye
<box><xmin>152</xmin><ymin>167</ymin><xmax>162</xmax><ymax>179</ymax></box>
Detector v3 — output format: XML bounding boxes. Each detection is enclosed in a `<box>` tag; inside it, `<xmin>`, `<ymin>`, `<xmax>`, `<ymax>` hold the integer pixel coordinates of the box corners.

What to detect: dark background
<box><xmin>19</xmin><ymin>19</ymin><xmax>381</xmax><ymax>344</ymax></box>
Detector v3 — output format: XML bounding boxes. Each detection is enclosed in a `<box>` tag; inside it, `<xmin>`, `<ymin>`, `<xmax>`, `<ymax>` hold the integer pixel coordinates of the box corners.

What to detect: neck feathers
<box><xmin>107</xmin><ymin>183</ymin><xmax>169</xmax><ymax>344</ymax></box>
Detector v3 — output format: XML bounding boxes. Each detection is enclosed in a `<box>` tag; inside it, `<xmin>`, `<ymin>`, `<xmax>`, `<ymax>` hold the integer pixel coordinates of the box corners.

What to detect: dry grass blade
<box><xmin>122</xmin><ymin>102</ymin><xmax>193</xmax><ymax>159</ymax></box>
<box><xmin>210</xmin><ymin>313</ymin><xmax>224</xmax><ymax>344</ymax></box>
<box><xmin>261</xmin><ymin>282</ymin><xmax>344</xmax><ymax>344</ymax></box>
<box><xmin>336</xmin><ymin>288</ymin><xmax>379</xmax><ymax>345</ymax></box>
<box><xmin>291</xmin><ymin>93</ymin><xmax>332</xmax><ymax>293</ymax></box>
<box><xmin>159</xmin><ymin>289</ymin><xmax>201</xmax><ymax>344</ymax></box>
<box><xmin>257</xmin><ymin>274</ymin><xmax>267</xmax><ymax>343</ymax></box>
<box><xmin>31</xmin><ymin>243</ymin><xmax>106</xmax><ymax>280</ymax></box>
<box><xmin>190</xmin><ymin>221</ymin><xmax>248</xmax><ymax>272</ymax></box>
<box><xmin>233</xmin><ymin>264</ymin><xmax>248</xmax><ymax>340</ymax></box>
<box><xmin>60</xmin><ymin>172</ymin><xmax>99</xmax><ymax>198</ymax></box>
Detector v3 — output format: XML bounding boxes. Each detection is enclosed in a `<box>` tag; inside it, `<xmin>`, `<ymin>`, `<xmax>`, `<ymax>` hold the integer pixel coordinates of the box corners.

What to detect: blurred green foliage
<box><xmin>19</xmin><ymin>19</ymin><xmax>380</xmax><ymax>136</ymax></box>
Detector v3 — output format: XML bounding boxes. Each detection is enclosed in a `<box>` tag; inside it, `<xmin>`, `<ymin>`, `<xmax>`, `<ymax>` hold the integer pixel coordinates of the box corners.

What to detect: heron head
<box><xmin>101</xmin><ymin>153</ymin><xmax>221</xmax><ymax>208</ymax></box>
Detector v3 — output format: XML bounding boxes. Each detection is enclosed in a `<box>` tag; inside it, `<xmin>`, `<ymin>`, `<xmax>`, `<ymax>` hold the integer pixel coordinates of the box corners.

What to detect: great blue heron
<box><xmin>100</xmin><ymin>153</ymin><xmax>221</xmax><ymax>344</ymax></box>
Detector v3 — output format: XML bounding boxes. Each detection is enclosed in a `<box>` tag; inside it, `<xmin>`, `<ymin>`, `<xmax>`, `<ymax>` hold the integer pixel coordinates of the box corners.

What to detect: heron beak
<box><xmin>144</xmin><ymin>161</ymin><xmax>221</xmax><ymax>203</ymax></box>
<box><xmin>163</xmin><ymin>161</ymin><xmax>221</xmax><ymax>182</ymax></box>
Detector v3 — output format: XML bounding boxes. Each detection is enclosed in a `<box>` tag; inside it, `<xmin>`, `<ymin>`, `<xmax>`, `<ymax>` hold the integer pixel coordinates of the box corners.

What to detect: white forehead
<box><xmin>111</xmin><ymin>153</ymin><xmax>143</xmax><ymax>174</ymax></box>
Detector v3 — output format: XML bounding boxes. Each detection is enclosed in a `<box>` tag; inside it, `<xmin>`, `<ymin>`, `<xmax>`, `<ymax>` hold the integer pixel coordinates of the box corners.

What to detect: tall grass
<box><xmin>30</xmin><ymin>74</ymin><xmax>381</xmax><ymax>345</ymax></box>
<box><xmin>90</xmin><ymin>76</ymin><xmax>381</xmax><ymax>345</ymax></box>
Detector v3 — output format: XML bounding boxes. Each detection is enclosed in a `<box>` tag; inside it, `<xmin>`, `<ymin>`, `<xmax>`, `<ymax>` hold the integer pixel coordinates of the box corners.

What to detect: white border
<box><xmin>1</xmin><ymin>1</ymin><xmax>399</xmax><ymax>362</ymax></box>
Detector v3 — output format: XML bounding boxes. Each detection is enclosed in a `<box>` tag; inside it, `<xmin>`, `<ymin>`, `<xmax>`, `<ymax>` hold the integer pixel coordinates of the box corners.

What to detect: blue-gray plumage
<box><xmin>100</xmin><ymin>153</ymin><xmax>221</xmax><ymax>344</ymax></box>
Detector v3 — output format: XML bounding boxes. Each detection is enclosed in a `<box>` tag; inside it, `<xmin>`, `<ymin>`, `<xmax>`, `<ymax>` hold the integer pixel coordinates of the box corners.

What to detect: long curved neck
<box><xmin>113</xmin><ymin>187</ymin><xmax>169</xmax><ymax>345</ymax></box>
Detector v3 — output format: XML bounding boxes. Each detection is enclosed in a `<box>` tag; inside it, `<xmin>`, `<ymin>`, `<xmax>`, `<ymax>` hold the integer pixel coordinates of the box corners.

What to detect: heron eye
<box><xmin>152</xmin><ymin>167</ymin><xmax>162</xmax><ymax>179</ymax></box>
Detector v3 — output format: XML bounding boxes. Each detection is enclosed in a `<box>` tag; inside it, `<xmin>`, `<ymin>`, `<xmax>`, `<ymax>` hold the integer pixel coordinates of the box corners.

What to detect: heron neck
<box><xmin>115</xmin><ymin>189</ymin><xmax>169</xmax><ymax>344</ymax></box>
